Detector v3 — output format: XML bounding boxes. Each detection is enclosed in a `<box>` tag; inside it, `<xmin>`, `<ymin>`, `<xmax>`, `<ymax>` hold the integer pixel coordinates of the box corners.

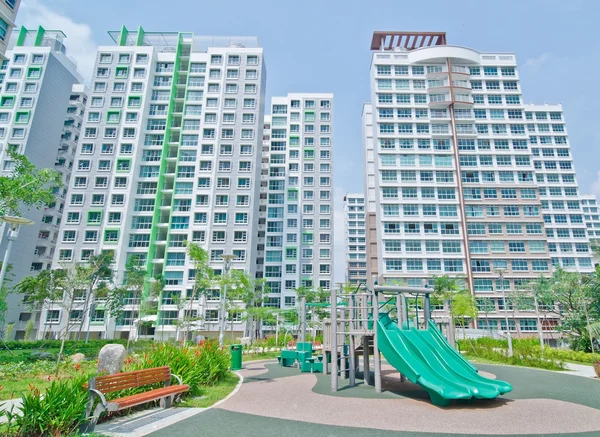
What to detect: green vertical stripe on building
<box><xmin>33</xmin><ymin>26</ymin><xmax>45</xmax><ymax>46</ymax></box>
<box><xmin>136</xmin><ymin>26</ymin><xmax>145</xmax><ymax>46</ymax></box>
<box><xmin>16</xmin><ymin>26</ymin><xmax>28</xmax><ymax>47</ymax></box>
<box><xmin>118</xmin><ymin>25</ymin><xmax>129</xmax><ymax>46</ymax></box>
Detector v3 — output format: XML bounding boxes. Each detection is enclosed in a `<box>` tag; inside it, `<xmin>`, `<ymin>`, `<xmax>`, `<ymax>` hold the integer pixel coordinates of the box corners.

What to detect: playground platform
<box><xmin>143</xmin><ymin>359</ymin><xmax>600</xmax><ymax>437</ymax></box>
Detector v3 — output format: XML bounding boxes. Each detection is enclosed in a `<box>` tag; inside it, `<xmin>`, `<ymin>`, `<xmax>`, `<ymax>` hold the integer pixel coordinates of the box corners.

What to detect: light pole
<box><xmin>218</xmin><ymin>254</ymin><xmax>235</xmax><ymax>348</ymax></box>
<box><xmin>495</xmin><ymin>268</ymin><xmax>513</xmax><ymax>357</ymax></box>
<box><xmin>0</xmin><ymin>216</ymin><xmax>34</xmax><ymax>293</ymax></box>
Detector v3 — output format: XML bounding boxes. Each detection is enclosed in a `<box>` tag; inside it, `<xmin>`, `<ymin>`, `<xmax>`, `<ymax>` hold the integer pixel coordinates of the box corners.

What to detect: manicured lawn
<box><xmin>0</xmin><ymin>360</ymin><xmax>97</xmax><ymax>401</ymax></box>
<box><xmin>179</xmin><ymin>372</ymin><xmax>240</xmax><ymax>408</ymax></box>
<box><xmin>243</xmin><ymin>351</ymin><xmax>281</xmax><ymax>361</ymax></box>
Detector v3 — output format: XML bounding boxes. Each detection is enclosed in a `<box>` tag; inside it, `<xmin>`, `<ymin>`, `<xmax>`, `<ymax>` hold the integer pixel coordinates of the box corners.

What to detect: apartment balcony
<box><xmin>427</xmin><ymin>79</ymin><xmax>450</xmax><ymax>93</ymax></box>
<box><xmin>428</xmin><ymin>94</ymin><xmax>451</xmax><ymax>108</ymax></box>
<box><xmin>425</xmin><ymin>66</ymin><xmax>448</xmax><ymax>79</ymax></box>
<box><xmin>452</xmin><ymin>80</ymin><xmax>472</xmax><ymax>90</ymax></box>
<box><xmin>450</xmin><ymin>65</ymin><xmax>470</xmax><ymax>79</ymax></box>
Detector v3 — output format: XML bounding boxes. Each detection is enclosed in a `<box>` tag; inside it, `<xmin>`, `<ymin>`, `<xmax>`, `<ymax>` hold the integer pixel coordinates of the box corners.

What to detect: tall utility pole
<box><xmin>218</xmin><ymin>254</ymin><xmax>235</xmax><ymax>348</ymax></box>
<box><xmin>496</xmin><ymin>268</ymin><xmax>513</xmax><ymax>357</ymax></box>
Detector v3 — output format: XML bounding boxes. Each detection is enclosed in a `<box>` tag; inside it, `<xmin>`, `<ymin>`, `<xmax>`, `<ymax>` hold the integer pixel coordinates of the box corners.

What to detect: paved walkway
<box><xmin>145</xmin><ymin>360</ymin><xmax>600</xmax><ymax>437</ymax></box>
<box><xmin>0</xmin><ymin>398</ymin><xmax>22</xmax><ymax>424</ymax></box>
<box><xmin>561</xmin><ymin>362</ymin><xmax>597</xmax><ymax>378</ymax></box>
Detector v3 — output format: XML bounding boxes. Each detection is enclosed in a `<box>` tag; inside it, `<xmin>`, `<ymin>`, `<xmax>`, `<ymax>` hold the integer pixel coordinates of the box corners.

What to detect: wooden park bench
<box><xmin>82</xmin><ymin>366</ymin><xmax>189</xmax><ymax>432</ymax></box>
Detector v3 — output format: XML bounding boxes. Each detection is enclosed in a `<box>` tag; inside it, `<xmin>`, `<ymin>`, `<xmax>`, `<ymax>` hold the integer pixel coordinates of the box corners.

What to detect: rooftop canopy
<box><xmin>371</xmin><ymin>31</ymin><xmax>447</xmax><ymax>51</ymax></box>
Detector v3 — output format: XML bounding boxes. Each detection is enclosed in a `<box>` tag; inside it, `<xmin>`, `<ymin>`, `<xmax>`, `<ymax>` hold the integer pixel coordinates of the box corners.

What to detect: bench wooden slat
<box><xmin>95</xmin><ymin>367</ymin><xmax>171</xmax><ymax>393</ymax></box>
<box><xmin>108</xmin><ymin>384</ymin><xmax>190</xmax><ymax>411</ymax></box>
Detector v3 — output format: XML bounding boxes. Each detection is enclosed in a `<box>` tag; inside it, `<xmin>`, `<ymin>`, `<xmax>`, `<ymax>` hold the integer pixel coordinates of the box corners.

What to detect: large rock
<box><xmin>71</xmin><ymin>353</ymin><xmax>86</xmax><ymax>364</ymax></box>
<box><xmin>97</xmin><ymin>344</ymin><xmax>127</xmax><ymax>375</ymax></box>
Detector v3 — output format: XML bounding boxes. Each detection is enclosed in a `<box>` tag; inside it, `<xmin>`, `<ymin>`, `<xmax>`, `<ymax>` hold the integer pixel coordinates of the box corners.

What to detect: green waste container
<box><xmin>230</xmin><ymin>344</ymin><xmax>242</xmax><ymax>370</ymax></box>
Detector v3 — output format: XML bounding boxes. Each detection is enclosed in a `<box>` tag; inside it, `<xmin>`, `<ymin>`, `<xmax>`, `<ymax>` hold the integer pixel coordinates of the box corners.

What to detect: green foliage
<box><xmin>127</xmin><ymin>341</ymin><xmax>229</xmax><ymax>396</ymax></box>
<box><xmin>0</xmin><ymin>370</ymin><xmax>90</xmax><ymax>437</ymax></box>
<box><xmin>0</xmin><ymin>339</ymin><xmax>129</xmax><ymax>364</ymax></box>
<box><xmin>23</xmin><ymin>320</ymin><xmax>34</xmax><ymax>341</ymax></box>
<box><xmin>458</xmin><ymin>337</ymin><xmax>566</xmax><ymax>370</ymax></box>
<box><xmin>0</xmin><ymin>151</ymin><xmax>63</xmax><ymax>217</ymax></box>
<box><xmin>4</xmin><ymin>322</ymin><xmax>14</xmax><ymax>340</ymax></box>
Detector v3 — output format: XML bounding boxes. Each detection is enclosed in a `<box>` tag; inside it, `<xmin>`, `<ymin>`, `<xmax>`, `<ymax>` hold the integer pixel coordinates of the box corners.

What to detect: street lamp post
<box><xmin>0</xmin><ymin>216</ymin><xmax>34</xmax><ymax>294</ymax></box>
<box><xmin>495</xmin><ymin>268</ymin><xmax>513</xmax><ymax>357</ymax></box>
<box><xmin>218</xmin><ymin>254</ymin><xmax>235</xmax><ymax>348</ymax></box>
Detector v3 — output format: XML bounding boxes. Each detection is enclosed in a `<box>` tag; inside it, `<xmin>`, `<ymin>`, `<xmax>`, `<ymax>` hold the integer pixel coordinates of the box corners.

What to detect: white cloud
<box><xmin>333</xmin><ymin>186</ymin><xmax>346</xmax><ymax>284</ymax></box>
<box><xmin>525</xmin><ymin>52</ymin><xmax>551</xmax><ymax>70</ymax></box>
<box><xmin>20</xmin><ymin>0</ymin><xmax>97</xmax><ymax>83</ymax></box>
<box><xmin>590</xmin><ymin>171</ymin><xmax>600</xmax><ymax>197</ymax></box>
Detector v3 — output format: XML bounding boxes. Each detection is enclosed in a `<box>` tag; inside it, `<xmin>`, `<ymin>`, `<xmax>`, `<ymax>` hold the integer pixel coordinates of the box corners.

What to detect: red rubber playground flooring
<box><xmin>148</xmin><ymin>360</ymin><xmax>600</xmax><ymax>437</ymax></box>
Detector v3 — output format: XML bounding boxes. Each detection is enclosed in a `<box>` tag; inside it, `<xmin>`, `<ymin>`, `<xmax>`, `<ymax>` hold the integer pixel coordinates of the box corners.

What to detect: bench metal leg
<box><xmin>80</xmin><ymin>403</ymin><xmax>105</xmax><ymax>434</ymax></box>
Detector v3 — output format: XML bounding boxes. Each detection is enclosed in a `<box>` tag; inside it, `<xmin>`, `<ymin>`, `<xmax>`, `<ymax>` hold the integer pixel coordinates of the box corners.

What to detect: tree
<box><xmin>181</xmin><ymin>243</ymin><xmax>212</xmax><ymax>342</ymax></box>
<box><xmin>0</xmin><ymin>262</ymin><xmax>13</xmax><ymax>331</ymax></box>
<box><xmin>0</xmin><ymin>151</ymin><xmax>62</xmax><ymax>217</ymax></box>
<box><xmin>106</xmin><ymin>255</ymin><xmax>147</xmax><ymax>348</ymax></box>
<box><xmin>75</xmin><ymin>252</ymin><xmax>115</xmax><ymax>343</ymax></box>
<box><xmin>548</xmin><ymin>267</ymin><xmax>597</xmax><ymax>351</ymax></box>
<box><xmin>433</xmin><ymin>275</ymin><xmax>462</xmax><ymax>331</ymax></box>
<box><xmin>15</xmin><ymin>267</ymin><xmax>86</xmax><ymax>374</ymax></box>
<box><xmin>476</xmin><ymin>297</ymin><xmax>496</xmax><ymax>333</ymax></box>
<box><xmin>531</xmin><ymin>275</ymin><xmax>557</xmax><ymax>334</ymax></box>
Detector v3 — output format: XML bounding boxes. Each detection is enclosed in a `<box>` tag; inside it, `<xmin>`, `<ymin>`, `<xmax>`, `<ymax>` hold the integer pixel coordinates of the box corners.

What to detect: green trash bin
<box><xmin>230</xmin><ymin>344</ymin><xmax>242</xmax><ymax>370</ymax></box>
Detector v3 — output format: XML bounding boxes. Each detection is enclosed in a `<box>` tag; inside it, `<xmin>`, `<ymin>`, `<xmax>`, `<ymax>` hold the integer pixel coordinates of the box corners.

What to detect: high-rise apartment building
<box><xmin>43</xmin><ymin>27</ymin><xmax>266</xmax><ymax>340</ymax></box>
<box><xmin>0</xmin><ymin>26</ymin><xmax>82</xmax><ymax>336</ymax></box>
<box><xmin>365</xmin><ymin>31</ymin><xmax>592</xmax><ymax>335</ymax></box>
<box><xmin>0</xmin><ymin>0</ymin><xmax>20</xmax><ymax>60</ymax></box>
<box><xmin>344</xmin><ymin>193</ymin><xmax>366</xmax><ymax>285</ymax></box>
<box><xmin>16</xmin><ymin>84</ymin><xmax>87</xmax><ymax>340</ymax></box>
<box><xmin>581</xmin><ymin>194</ymin><xmax>600</xmax><ymax>265</ymax></box>
<box><xmin>526</xmin><ymin>104</ymin><xmax>593</xmax><ymax>273</ymax></box>
<box><xmin>362</xmin><ymin>103</ymin><xmax>379</xmax><ymax>288</ymax></box>
<box><xmin>262</xmin><ymin>94</ymin><xmax>334</xmax><ymax>309</ymax></box>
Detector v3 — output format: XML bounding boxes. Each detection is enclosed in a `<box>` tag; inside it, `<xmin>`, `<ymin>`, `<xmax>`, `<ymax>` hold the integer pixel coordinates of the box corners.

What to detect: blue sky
<box><xmin>18</xmin><ymin>0</ymin><xmax>600</xmax><ymax>282</ymax></box>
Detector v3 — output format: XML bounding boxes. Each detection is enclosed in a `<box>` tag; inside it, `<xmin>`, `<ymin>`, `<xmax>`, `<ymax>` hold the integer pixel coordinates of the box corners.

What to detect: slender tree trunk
<box><xmin>77</xmin><ymin>288</ymin><xmax>93</xmax><ymax>340</ymax></box>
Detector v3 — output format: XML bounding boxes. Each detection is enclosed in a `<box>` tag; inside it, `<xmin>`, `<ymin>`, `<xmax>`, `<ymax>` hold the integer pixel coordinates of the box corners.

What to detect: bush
<box><xmin>127</xmin><ymin>341</ymin><xmax>230</xmax><ymax>396</ymax></box>
<box><xmin>0</xmin><ymin>338</ymin><xmax>127</xmax><ymax>352</ymax></box>
<box><xmin>0</xmin><ymin>368</ymin><xmax>90</xmax><ymax>436</ymax></box>
<box><xmin>458</xmin><ymin>337</ymin><xmax>566</xmax><ymax>370</ymax></box>
<box><xmin>0</xmin><ymin>339</ymin><xmax>153</xmax><ymax>364</ymax></box>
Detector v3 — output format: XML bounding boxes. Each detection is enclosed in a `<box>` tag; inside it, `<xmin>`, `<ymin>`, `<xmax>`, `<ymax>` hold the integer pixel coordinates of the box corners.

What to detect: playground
<box><xmin>143</xmin><ymin>360</ymin><xmax>600</xmax><ymax>437</ymax></box>
<box><xmin>122</xmin><ymin>284</ymin><xmax>600</xmax><ymax>436</ymax></box>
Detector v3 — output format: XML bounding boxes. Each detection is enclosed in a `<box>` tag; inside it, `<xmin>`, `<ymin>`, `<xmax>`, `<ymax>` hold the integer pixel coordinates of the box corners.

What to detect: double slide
<box><xmin>376</xmin><ymin>314</ymin><xmax>512</xmax><ymax>406</ymax></box>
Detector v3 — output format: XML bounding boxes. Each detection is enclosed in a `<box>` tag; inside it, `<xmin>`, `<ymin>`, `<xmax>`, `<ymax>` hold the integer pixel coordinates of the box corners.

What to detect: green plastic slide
<box><xmin>376</xmin><ymin>315</ymin><xmax>512</xmax><ymax>406</ymax></box>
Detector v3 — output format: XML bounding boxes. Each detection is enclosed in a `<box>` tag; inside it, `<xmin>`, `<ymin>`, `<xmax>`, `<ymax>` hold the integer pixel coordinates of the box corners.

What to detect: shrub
<box><xmin>458</xmin><ymin>338</ymin><xmax>566</xmax><ymax>370</ymax></box>
<box><xmin>0</xmin><ymin>368</ymin><xmax>90</xmax><ymax>437</ymax></box>
<box><xmin>127</xmin><ymin>341</ymin><xmax>229</xmax><ymax>396</ymax></box>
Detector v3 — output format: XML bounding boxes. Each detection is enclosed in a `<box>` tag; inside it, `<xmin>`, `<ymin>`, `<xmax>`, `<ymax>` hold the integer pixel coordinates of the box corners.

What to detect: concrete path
<box><xmin>561</xmin><ymin>362</ymin><xmax>597</xmax><ymax>378</ymax></box>
<box><xmin>0</xmin><ymin>398</ymin><xmax>22</xmax><ymax>424</ymax></box>
<box><xmin>96</xmin><ymin>406</ymin><xmax>205</xmax><ymax>437</ymax></box>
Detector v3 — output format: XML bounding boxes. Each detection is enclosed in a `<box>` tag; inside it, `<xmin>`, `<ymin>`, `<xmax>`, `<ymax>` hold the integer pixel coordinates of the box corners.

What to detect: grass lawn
<box><xmin>0</xmin><ymin>360</ymin><xmax>97</xmax><ymax>401</ymax></box>
<box><xmin>179</xmin><ymin>372</ymin><xmax>240</xmax><ymax>408</ymax></box>
<box><xmin>243</xmin><ymin>351</ymin><xmax>281</xmax><ymax>361</ymax></box>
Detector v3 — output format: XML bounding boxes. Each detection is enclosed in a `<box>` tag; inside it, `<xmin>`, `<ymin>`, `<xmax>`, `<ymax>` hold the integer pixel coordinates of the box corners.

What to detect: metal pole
<box><xmin>533</xmin><ymin>294</ymin><xmax>544</xmax><ymax>351</ymax></box>
<box><xmin>498</xmin><ymin>271</ymin><xmax>513</xmax><ymax>357</ymax></box>
<box><xmin>373</xmin><ymin>289</ymin><xmax>382</xmax><ymax>393</ymax></box>
<box><xmin>0</xmin><ymin>225</ymin><xmax>18</xmax><ymax>293</ymax></box>
<box><xmin>396</xmin><ymin>295</ymin><xmax>402</xmax><ymax>327</ymax></box>
<box><xmin>218</xmin><ymin>255</ymin><xmax>234</xmax><ymax>348</ymax></box>
<box><xmin>424</xmin><ymin>294</ymin><xmax>431</xmax><ymax>329</ymax></box>
<box><xmin>275</xmin><ymin>313</ymin><xmax>279</xmax><ymax>347</ymax></box>
<box><xmin>330</xmin><ymin>283</ymin><xmax>338</xmax><ymax>392</ymax></box>
<box><xmin>349</xmin><ymin>330</ymin><xmax>356</xmax><ymax>386</ymax></box>
<box><xmin>300</xmin><ymin>296</ymin><xmax>306</xmax><ymax>343</ymax></box>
